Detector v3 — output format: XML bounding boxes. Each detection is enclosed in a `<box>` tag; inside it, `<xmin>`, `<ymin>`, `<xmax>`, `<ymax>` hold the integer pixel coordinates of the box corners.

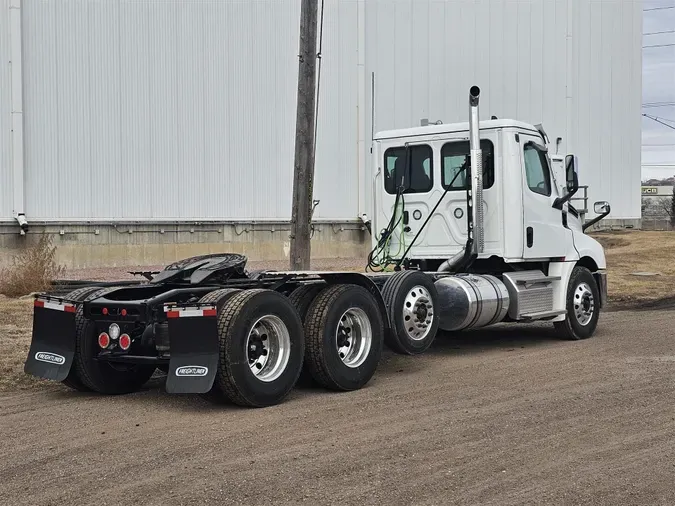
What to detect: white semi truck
<box><xmin>24</xmin><ymin>86</ymin><xmax>610</xmax><ymax>408</ymax></box>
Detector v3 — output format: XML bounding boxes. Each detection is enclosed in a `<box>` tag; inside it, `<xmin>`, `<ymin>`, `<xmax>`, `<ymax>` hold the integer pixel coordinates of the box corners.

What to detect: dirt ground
<box><xmin>2</xmin><ymin>308</ymin><xmax>675</xmax><ymax>506</ymax></box>
<box><xmin>2</xmin><ymin>230</ymin><xmax>675</xmax><ymax>504</ymax></box>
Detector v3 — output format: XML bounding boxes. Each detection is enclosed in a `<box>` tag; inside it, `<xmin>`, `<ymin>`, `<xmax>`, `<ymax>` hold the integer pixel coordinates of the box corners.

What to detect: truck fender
<box><xmin>549</xmin><ymin>257</ymin><xmax>605</xmax><ymax>322</ymax></box>
<box><xmin>547</xmin><ymin>261</ymin><xmax>577</xmax><ymax>323</ymax></box>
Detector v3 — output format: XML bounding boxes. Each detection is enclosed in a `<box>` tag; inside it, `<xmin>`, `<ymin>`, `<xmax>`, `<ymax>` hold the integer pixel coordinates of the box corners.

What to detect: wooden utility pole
<box><xmin>289</xmin><ymin>0</ymin><xmax>319</xmax><ymax>271</ymax></box>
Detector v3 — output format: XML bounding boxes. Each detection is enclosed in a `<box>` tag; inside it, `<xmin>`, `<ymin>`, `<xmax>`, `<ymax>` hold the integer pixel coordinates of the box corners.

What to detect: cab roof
<box><xmin>373</xmin><ymin>119</ymin><xmax>542</xmax><ymax>141</ymax></box>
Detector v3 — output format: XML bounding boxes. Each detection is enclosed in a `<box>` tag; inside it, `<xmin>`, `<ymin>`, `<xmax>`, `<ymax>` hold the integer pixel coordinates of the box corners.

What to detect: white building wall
<box><xmin>363</xmin><ymin>0</ymin><xmax>643</xmax><ymax>220</ymax></box>
<box><xmin>0</xmin><ymin>0</ymin><xmax>13</xmax><ymax>219</ymax></box>
<box><xmin>1</xmin><ymin>0</ymin><xmax>642</xmax><ymax>223</ymax></box>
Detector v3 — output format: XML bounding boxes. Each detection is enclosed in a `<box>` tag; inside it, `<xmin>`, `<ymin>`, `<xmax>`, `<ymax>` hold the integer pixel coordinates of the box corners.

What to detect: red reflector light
<box><xmin>102</xmin><ymin>307</ymin><xmax>108</xmax><ymax>315</ymax></box>
<box><xmin>121</xmin><ymin>309</ymin><xmax>127</xmax><ymax>316</ymax></box>
<box><xmin>34</xmin><ymin>299</ymin><xmax>45</xmax><ymax>308</ymax></box>
<box><xmin>119</xmin><ymin>334</ymin><xmax>131</xmax><ymax>350</ymax></box>
<box><xmin>98</xmin><ymin>332</ymin><xmax>110</xmax><ymax>349</ymax></box>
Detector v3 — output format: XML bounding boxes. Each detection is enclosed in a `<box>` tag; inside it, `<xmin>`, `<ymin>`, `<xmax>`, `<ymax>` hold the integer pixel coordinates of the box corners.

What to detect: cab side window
<box><xmin>441</xmin><ymin>139</ymin><xmax>495</xmax><ymax>190</ymax></box>
<box><xmin>384</xmin><ymin>145</ymin><xmax>433</xmax><ymax>194</ymax></box>
<box><xmin>523</xmin><ymin>143</ymin><xmax>551</xmax><ymax>196</ymax></box>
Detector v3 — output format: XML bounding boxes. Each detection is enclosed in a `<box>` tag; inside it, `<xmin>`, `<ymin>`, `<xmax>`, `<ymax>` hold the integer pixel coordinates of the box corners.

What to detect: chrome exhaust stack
<box><xmin>468</xmin><ymin>85</ymin><xmax>484</xmax><ymax>255</ymax></box>
<box><xmin>436</xmin><ymin>86</ymin><xmax>484</xmax><ymax>274</ymax></box>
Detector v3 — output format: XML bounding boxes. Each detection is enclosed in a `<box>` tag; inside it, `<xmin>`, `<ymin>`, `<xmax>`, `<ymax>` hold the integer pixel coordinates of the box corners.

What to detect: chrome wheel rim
<box><xmin>402</xmin><ymin>285</ymin><xmax>434</xmax><ymax>341</ymax></box>
<box><xmin>336</xmin><ymin>308</ymin><xmax>372</xmax><ymax>369</ymax></box>
<box><xmin>574</xmin><ymin>282</ymin><xmax>595</xmax><ymax>326</ymax></box>
<box><xmin>246</xmin><ymin>315</ymin><xmax>291</xmax><ymax>382</ymax></box>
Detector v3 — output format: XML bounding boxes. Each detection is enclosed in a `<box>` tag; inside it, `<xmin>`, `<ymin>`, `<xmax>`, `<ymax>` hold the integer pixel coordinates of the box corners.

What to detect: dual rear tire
<box><xmin>205</xmin><ymin>283</ymin><xmax>386</xmax><ymax>407</ymax></box>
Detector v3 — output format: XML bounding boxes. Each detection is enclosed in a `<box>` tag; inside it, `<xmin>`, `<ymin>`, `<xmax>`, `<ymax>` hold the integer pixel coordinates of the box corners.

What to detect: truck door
<box><xmin>519</xmin><ymin>133</ymin><xmax>573</xmax><ymax>259</ymax></box>
<box><xmin>375</xmin><ymin>142</ymin><xmax>436</xmax><ymax>261</ymax></box>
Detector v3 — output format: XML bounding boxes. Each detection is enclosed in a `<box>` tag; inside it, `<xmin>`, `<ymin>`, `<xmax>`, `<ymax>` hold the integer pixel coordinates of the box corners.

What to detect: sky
<box><xmin>642</xmin><ymin>0</ymin><xmax>675</xmax><ymax>180</ymax></box>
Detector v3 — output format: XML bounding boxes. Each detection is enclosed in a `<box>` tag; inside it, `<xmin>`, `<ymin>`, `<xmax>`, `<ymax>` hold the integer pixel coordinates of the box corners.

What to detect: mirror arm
<box><xmin>582</xmin><ymin>205</ymin><xmax>611</xmax><ymax>232</ymax></box>
<box><xmin>552</xmin><ymin>187</ymin><xmax>578</xmax><ymax>210</ymax></box>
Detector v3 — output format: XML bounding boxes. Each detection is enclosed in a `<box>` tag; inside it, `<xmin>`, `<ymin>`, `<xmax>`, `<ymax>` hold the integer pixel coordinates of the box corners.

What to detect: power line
<box><xmin>643</xmin><ymin>43</ymin><xmax>675</xmax><ymax>48</ymax></box>
<box><xmin>644</xmin><ymin>29</ymin><xmax>675</xmax><ymax>35</ymax></box>
<box><xmin>643</xmin><ymin>102</ymin><xmax>675</xmax><ymax>108</ymax></box>
<box><xmin>643</xmin><ymin>113</ymin><xmax>675</xmax><ymax>131</ymax></box>
<box><xmin>644</xmin><ymin>5</ymin><xmax>675</xmax><ymax>11</ymax></box>
<box><xmin>645</xmin><ymin>114</ymin><xmax>675</xmax><ymax>124</ymax></box>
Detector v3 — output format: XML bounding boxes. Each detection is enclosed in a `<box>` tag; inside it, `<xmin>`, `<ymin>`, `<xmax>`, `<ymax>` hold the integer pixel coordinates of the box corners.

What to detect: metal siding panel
<box><xmin>18</xmin><ymin>0</ymin><xmax>640</xmax><ymax>221</ymax></box>
<box><xmin>313</xmin><ymin>0</ymin><xmax>359</xmax><ymax>220</ymax></box>
<box><xmin>23</xmin><ymin>0</ymin><xmax>305</xmax><ymax>221</ymax></box>
<box><xmin>0</xmin><ymin>0</ymin><xmax>12</xmax><ymax>219</ymax></box>
<box><xmin>365</xmin><ymin>0</ymin><xmax>641</xmax><ymax>220</ymax></box>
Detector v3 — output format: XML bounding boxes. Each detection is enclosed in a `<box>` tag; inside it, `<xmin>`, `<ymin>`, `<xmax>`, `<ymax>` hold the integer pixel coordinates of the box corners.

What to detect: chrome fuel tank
<box><xmin>434</xmin><ymin>274</ymin><xmax>510</xmax><ymax>331</ymax></box>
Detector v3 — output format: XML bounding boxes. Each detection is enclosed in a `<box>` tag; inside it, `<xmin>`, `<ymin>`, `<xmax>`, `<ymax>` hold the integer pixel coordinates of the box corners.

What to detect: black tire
<box><xmin>198</xmin><ymin>288</ymin><xmax>242</xmax><ymax>311</ymax></box>
<box><xmin>554</xmin><ymin>266</ymin><xmax>601</xmax><ymax>340</ymax></box>
<box><xmin>70</xmin><ymin>286</ymin><xmax>155</xmax><ymax>394</ymax></box>
<box><xmin>197</xmin><ymin>288</ymin><xmax>244</xmax><ymax>403</ymax></box>
<box><xmin>381</xmin><ymin>270</ymin><xmax>440</xmax><ymax>355</ymax></box>
<box><xmin>288</xmin><ymin>283</ymin><xmax>326</xmax><ymax>320</ymax></box>
<box><xmin>288</xmin><ymin>283</ymin><xmax>328</xmax><ymax>386</ymax></box>
<box><xmin>60</xmin><ymin>286</ymin><xmax>106</xmax><ymax>392</ymax></box>
<box><xmin>210</xmin><ymin>289</ymin><xmax>305</xmax><ymax>407</ymax></box>
<box><xmin>304</xmin><ymin>284</ymin><xmax>384</xmax><ymax>391</ymax></box>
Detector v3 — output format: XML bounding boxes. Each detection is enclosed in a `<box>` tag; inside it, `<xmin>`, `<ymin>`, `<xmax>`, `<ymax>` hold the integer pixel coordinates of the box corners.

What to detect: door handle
<box><xmin>526</xmin><ymin>227</ymin><xmax>533</xmax><ymax>248</ymax></box>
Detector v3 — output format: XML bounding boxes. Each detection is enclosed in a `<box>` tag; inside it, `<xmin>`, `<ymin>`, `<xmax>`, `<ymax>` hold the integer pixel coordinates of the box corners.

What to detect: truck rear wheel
<box><xmin>304</xmin><ymin>284</ymin><xmax>383</xmax><ymax>391</ymax></box>
<box><xmin>211</xmin><ymin>289</ymin><xmax>305</xmax><ymax>407</ymax></box>
<box><xmin>381</xmin><ymin>270</ymin><xmax>439</xmax><ymax>355</ymax></box>
<box><xmin>554</xmin><ymin>266</ymin><xmax>600</xmax><ymax>340</ymax></box>
<box><xmin>288</xmin><ymin>283</ymin><xmax>326</xmax><ymax>320</ymax></box>
<box><xmin>197</xmin><ymin>288</ymin><xmax>243</xmax><ymax>403</ymax></box>
<box><xmin>60</xmin><ymin>286</ymin><xmax>107</xmax><ymax>392</ymax></box>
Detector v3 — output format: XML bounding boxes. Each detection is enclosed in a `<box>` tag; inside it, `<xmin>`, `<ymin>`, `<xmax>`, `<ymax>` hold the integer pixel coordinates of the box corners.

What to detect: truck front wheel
<box><xmin>554</xmin><ymin>266</ymin><xmax>600</xmax><ymax>340</ymax></box>
<box><xmin>381</xmin><ymin>270</ymin><xmax>439</xmax><ymax>355</ymax></box>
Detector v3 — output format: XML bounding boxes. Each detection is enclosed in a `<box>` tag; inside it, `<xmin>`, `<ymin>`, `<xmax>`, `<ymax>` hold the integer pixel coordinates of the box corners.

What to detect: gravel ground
<box><xmin>1</xmin><ymin>309</ymin><xmax>675</xmax><ymax>505</ymax></box>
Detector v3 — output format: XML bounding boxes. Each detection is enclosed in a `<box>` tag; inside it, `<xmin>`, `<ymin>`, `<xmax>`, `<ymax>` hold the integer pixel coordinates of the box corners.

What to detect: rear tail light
<box><xmin>98</xmin><ymin>332</ymin><xmax>110</xmax><ymax>349</ymax></box>
<box><xmin>119</xmin><ymin>334</ymin><xmax>131</xmax><ymax>351</ymax></box>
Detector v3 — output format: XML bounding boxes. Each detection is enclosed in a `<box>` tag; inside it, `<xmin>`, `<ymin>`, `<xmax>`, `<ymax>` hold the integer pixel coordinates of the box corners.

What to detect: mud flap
<box><xmin>24</xmin><ymin>297</ymin><xmax>78</xmax><ymax>382</ymax></box>
<box><xmin>164</xmin><ymin>304</ymin><xmax>219</xmax><ymax>394</ymax></box>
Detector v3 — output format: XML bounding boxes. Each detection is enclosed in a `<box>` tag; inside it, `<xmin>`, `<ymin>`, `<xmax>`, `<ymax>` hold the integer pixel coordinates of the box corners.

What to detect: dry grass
<box><xmin>0</xmin><ymin>296</ymin><xmax>44</xmax><ymax>392</ymax></box>
<box><xmin>591</xmin><ymin>229</ymin><xmax>675</xmax><ymax>304</ymax></box>
<box><xmin>0</xmin><ymin>235</ymin><xmax>65</xmax><ymax>297</ymax></box>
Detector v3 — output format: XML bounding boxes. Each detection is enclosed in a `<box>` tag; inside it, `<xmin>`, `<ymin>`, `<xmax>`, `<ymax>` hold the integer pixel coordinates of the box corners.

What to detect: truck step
<box><xmin>518</xmin><ymin>309</ymin><xmax>567</xmax><ymax>321</ymax></box>
<box><xmin>502</xmin><ymin>270</ymin><xmax>559</xmax><ymax>320</ymax></box>
<box><xmin>514</xmin><ymin>275</ymin><xmax>560</xmax><ymax>286</ymax></box>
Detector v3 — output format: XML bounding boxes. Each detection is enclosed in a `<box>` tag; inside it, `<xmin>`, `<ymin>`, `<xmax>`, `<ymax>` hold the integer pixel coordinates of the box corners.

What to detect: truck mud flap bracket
<box><xmin>24</xmin><ymin>297</ymin><xmax>78</xmax><ymax>382</ymax></box>
<box><xmin>164</xmin><ymin>304</ymin><xmax>219</xmax><ymax>394</ymax></box>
